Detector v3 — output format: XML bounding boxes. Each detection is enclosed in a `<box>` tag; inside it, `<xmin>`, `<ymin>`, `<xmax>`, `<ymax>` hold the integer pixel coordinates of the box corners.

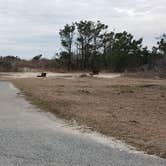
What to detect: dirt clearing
<box><xmin>12</xmin><ymin>76</ymin><xmax>166</xmax><ymax>158</ymax></box>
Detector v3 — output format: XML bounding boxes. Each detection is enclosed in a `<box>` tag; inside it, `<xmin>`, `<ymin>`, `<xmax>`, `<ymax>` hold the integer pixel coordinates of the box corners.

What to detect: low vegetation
<box><xmin>12</xmin><ymin>76</ymin><xmax>166</xmax><ymax>158</ymax></box>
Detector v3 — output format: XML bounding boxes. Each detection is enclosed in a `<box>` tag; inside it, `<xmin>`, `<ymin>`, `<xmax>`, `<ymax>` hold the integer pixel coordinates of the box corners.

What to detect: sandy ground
<box><xmin>10</xmin><ymin>74</ymin><xmax>166</xmax><ymax>158</ymax></box>
<box><xmin>0</xmin><ymin>72</ymin><xmax>121</xmax><ymax>80</ymax></box>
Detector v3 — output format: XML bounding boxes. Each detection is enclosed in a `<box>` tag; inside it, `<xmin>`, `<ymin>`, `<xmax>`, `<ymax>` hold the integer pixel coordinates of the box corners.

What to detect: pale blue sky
<box><xmin>0</xmin><ymin>0</ymin><xmax>165</xmax><ymax>59</ymax></box>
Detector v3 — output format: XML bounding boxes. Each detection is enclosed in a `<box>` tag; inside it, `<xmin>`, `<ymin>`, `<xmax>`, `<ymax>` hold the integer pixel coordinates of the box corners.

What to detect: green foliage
<box><xmin>32</xmin><ymin>54</ymin><xmax>42</xmax><ymax>61</ymax></box>
<box><xmin>157</xmin><ymin>33</ymin><xmax>166</xmax><ymax>56</ymax></box>
<box><xmin>59</xmin><ymin>24</ymin><xmax>75</xmax><ymax>70</ymax></box>
<box><xmin>58</xmin><ymin>20</ymin><xmax>164</xmax><ymax>72</ymax></box>
<box><xmin>105</xmin><ymin>31</ymin><xmax>144</xmax><ymax>71</ymax></box>
<box><xmin>75</xmin><ymin>20</ymin><xmax>108</xmax><ymax>69</ymax></box>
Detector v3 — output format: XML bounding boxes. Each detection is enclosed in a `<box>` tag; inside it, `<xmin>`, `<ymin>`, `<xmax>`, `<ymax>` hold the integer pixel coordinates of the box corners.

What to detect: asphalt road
<box><xmin>0</xmin><ymin>81</ymin><xmax>165</xmax><ymax>166</ymax></box>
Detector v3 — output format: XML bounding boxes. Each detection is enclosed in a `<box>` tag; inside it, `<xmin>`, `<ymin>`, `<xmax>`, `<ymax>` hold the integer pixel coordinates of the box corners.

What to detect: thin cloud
<box><xmin>0</xmin><ymin>0</ymin><xmax>165</xmax><ymax>58</ymax></box>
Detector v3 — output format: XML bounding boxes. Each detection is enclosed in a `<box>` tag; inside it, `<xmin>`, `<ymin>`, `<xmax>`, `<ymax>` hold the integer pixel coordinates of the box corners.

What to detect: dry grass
<box><xmin>12</xmin><ymin>76</ymin><xmax>166</xmax><ymax>158</ymax></box>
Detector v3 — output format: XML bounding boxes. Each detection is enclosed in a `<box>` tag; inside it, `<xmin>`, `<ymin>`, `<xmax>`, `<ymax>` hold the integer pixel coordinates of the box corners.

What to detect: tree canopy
<box><xmin>58</xmin><ymin>20</ymin><xmax>166</xmax><ymax>72</ymax></box>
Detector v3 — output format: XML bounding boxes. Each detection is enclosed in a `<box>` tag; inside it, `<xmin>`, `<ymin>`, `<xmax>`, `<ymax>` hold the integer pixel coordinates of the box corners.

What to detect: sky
<box><xmin>0</xmin><ymin>0</ymin><xmax>165</xmax><ymax>59</ymax></box>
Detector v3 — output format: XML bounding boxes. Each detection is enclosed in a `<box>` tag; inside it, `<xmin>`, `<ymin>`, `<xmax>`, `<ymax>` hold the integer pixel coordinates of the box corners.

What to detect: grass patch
<box><xmin>12</xmin><ymin>76</ymin><xmax>166</xmax><ymax>158</ymax></box>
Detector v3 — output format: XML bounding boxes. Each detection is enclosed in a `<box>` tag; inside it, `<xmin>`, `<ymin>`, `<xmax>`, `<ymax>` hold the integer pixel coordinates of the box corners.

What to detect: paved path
<box><xmin>0</xmin><ymin>81</ymin><xmax>165</xmax><ymax>166</ymax></box>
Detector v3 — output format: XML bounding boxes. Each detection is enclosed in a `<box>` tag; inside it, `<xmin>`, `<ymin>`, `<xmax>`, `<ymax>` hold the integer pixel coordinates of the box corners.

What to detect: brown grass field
<box><xmin>11</xmin><ymin>76</ymin><xmax>166</xmax><ymax>158</ymax></box>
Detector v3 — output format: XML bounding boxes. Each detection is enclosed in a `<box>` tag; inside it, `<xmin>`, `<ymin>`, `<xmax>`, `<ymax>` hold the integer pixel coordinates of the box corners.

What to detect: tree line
<box><xmin>57</xmin><ymin>20</ymin><xmax>166</xmax><ymax>72</ymax></box>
